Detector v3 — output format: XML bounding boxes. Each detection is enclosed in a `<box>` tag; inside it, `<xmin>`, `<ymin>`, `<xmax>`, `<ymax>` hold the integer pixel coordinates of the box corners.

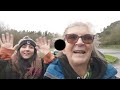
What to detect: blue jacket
<box><xmin>44</xmin><ymin>58</ymin><xmax>118</xmax><ymax>79</ymax></box>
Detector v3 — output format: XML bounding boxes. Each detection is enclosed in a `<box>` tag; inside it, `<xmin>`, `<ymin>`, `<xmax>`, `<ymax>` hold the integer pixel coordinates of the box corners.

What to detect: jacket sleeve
<box><xmin>0</xmin><ymin>47</ymin><xmax>15</xmax><ymax>60</ymax></box>
<box><xmin>43</xmin><ymin>52</ymin><xmax>55</xmax><ymax>64</ymax></box>
<box><xmin>38</xmin><ymin>59</ymin><xmax>51</xmax><ymax>79</ymax></box>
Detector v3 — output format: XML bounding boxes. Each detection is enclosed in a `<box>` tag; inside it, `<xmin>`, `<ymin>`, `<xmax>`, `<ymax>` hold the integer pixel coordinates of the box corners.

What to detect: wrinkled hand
<box><xmin>36</xmin><ymin>37</ymin><xmax>51</xmax><ymax>57</ymax></box>
<box><xmin>0</xmin><ymin>32</ymin><xmax>15</xmax><ymax>50</ymax></box>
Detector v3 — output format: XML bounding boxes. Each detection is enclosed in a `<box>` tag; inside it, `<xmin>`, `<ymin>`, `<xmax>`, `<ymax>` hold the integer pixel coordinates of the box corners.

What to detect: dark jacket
<box><xmin>44</xmin><ymin>55</ymin><xmax>118</xmax><ymax>79</ymax></box>
<box><xmin>0</xmin><ymin>58</ymin><xmax>49</xmax><ymax>79</ymax></box>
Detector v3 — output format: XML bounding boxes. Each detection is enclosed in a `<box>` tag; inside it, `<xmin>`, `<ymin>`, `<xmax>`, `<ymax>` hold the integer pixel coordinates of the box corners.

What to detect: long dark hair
<box><xmin>17</xmin><ymin>47</ymin><xmax>37</xmax><ymax>74</ymax></box>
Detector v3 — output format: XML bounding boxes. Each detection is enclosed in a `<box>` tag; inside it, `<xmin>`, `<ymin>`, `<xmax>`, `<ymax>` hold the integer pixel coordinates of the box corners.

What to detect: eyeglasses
<box><xmin>65</xmin><ymin>34</ymin><xmax>95</xmax><ymax>44</ymax></box>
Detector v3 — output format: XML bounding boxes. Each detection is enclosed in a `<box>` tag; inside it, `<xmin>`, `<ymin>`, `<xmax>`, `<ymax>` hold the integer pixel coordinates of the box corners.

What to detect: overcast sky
<box><xmin>0</xmin><ymin>11</ymin><xmax>120</xmax><ymax>35</ymax></box>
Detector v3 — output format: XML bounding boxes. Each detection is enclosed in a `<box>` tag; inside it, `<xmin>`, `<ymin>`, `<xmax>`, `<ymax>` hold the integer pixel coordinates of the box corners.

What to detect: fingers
<box><xmin>36</xmin><ymin>38</ymin><xmax>40</xmax><ymax>47</ymax></box>
<box><xmin>1</xmin><ymin>34</ymin><xmax>6</xmax><ymax>43</ymax></box>
<box><xmin>6</xmin><ymin>32</ymin><xmax>10</xmax><ymax>43</ymax></box>
<box><xmin>10</xmin><ymin>34</ymin><xmax>14</xmax><ymax>45</ymax></box>
<box><xmin>43</xmin><ymin>37</ymin><xmax>47</xmax><ymax>45</ymax></box>
<box><xmin>36</xmin><ymin>37</ymin><xmax>50</xmax><ymax>45</ymax></box>
<box><xmin>38</xmin><ymin>37</ymin><xmax>43</xmax><ymax>45</ymax></box>
<box><xmin>36</xmin><ymin>37</ymin><xmax>43</xmax><ymax>46</ymax></box>
<box><xmin>6</xmin><ymin>32</ymin><xmax>14</xmax><ymax>44</ymax></box>
<box><xmin>1</xmin><ymin>32</ymin><xmax>13</xmax><ymax>44</ymax></box>
<box><xmin>47</xmin><ymin>40</ymin><xmax>51</xmax><ymax>46</ymax></box>
<box><xmin>0</xmin><ymin>38</ymin><xmax>3</xmax><ymax>46</ymax></box>
<box><xmin>0</xmin><ymin>33</ymin><xmax>14</xmax><ymax>48</ymax></box>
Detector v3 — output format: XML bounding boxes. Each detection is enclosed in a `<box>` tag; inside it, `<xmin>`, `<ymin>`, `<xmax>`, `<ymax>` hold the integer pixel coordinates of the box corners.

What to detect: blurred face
<box><xmin>20</xmin><ymin>44</ymin><xmax>35</xmax><ymax>59</ymax></box>
<box><xmin>63</xmin><ymin>26</ymin><xmax>94</xmax><ymax>66</ymax></box>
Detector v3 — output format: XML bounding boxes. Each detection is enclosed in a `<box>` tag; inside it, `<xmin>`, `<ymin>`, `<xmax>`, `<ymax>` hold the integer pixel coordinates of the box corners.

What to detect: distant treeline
<box><xmin>0</xmin><ymin>24</ymin><xmax>61</xmax><ymax>48</ymax></box>
<box><xmin>97</xmin><ymin>20</ymin><xmax>120</xmax><ymax>45</ymax></box>
<box><xmin>1</xmin><ymin>20</ymin><xmax>120</xmax><ymax>48</ymax></box>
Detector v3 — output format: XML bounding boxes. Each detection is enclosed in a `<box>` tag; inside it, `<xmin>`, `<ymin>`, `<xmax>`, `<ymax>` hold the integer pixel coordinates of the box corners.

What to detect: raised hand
<box><xmin>36</xmin><ymin>37</ymin><xmax>51</xmax><ymax>57</ymax></box>
<box><xmin>0</xmin><ymin>32</ymin><xmax>14</xmax><ymax>50</ymax></box>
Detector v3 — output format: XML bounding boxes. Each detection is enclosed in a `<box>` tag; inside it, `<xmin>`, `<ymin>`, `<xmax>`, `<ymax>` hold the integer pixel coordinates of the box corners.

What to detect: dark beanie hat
<box><xmin>17</xmin><ymin>36</ymin><xmax>36</xmax><ymax>51</ymax></box>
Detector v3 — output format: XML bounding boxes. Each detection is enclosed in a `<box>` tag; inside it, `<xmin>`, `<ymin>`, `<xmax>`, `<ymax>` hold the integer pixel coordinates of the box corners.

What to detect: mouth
<box><xmin>23</xmin><ymin>53</ymin><xmax>30</xmax><ymax>56</ymax></box>
<box><xmin>73</xmin><ymin>50</ymin><xmax>86</xmax><ymax>54</ymax></box>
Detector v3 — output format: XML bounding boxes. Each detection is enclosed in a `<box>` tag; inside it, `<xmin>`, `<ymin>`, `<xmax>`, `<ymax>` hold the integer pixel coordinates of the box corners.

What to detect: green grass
<box><xmin>104</xmin><ymin>54</ymin><xmax>119</xmax><ymax>63</ymax></box>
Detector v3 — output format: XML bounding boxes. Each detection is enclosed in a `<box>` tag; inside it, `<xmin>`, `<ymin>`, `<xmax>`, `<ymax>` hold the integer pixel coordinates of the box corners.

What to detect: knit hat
<box><xmin>16</xmin><ymin>36</ymin><xmax>36</xmax><ymax>51</ymax></box>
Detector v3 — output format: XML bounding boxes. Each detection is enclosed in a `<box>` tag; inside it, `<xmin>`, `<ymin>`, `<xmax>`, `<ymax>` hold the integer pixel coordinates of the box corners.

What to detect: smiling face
<box><xmin>20</xmin><ymin>44</ymin><xmax>35</xmax><ymax>59</ymax></box>
<box><xmin>63</xmin><ymin>24</ymin><xmax>94</xmax><ymax>66</ymax></box>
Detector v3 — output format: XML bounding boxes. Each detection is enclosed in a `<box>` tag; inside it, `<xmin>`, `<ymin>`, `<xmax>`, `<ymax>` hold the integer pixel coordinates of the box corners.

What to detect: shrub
<box><xmin>104</xmin><ymin>54</ymin><xmax>119</xmax><ymax>63</ymax></box>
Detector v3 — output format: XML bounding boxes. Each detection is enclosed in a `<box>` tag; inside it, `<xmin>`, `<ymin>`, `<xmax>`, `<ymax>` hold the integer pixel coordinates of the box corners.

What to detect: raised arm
<box><xmin>36</xmin><ymin>37</ymin><xmax>55</xmax><ymax>64</ymax></box>
<box><xmin>0</xmin><ymin>32</ymin><xmax>15</xmax><ymax>60</ymax></box>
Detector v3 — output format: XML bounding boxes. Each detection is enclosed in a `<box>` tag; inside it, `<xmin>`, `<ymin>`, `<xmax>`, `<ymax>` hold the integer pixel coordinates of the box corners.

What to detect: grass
<box><xmin>104</xmin><ymin>54</ymin><xmax>119</xmax><ymax>64</ymax></box>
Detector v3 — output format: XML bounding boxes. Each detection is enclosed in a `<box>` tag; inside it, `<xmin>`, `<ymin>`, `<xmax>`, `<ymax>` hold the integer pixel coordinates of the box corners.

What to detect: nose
<box><xmin>25</xmin><ymin>46</ymin><xmax>30</xmax><ymax>51</ymax></box>
<box><xmin>75</xmin><ymin>38</ymin><xmax>84</xmax><ymax>45</ymax></box>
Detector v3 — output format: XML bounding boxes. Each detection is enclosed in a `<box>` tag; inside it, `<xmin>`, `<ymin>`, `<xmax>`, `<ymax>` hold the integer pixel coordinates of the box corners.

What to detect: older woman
<box><xmin>44</xmin><ymin>22</ymin><xmax>118</xmax><ymax>79</ymax></box>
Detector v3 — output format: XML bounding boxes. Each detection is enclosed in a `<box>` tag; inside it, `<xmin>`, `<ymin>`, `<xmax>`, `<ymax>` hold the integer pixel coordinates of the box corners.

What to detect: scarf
<box><xmin>59</xmin><ymin>55</ymin><xmax>107</xmax><ymax>79</ymax></box>
<box><xmin>10</xmin><ymin>52</ymin><xmax>43</xmax><ymax>79</ymax></box>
